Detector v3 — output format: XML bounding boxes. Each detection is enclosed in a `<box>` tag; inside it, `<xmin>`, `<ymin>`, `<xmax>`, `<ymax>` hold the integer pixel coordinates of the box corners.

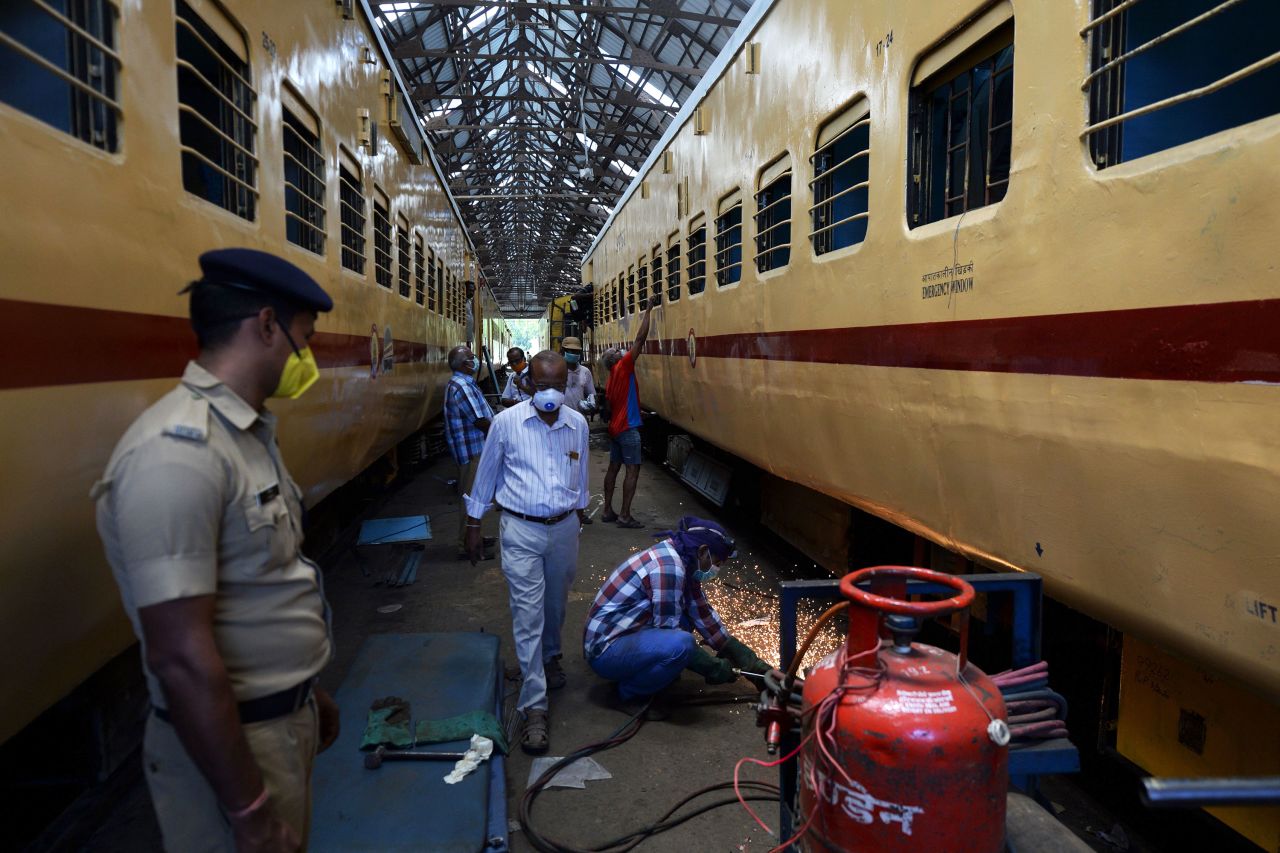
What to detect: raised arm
<box><xmin>629</xmin><ymin>302</ymin><xmax>657</xmax><ymax>360</ymax></box>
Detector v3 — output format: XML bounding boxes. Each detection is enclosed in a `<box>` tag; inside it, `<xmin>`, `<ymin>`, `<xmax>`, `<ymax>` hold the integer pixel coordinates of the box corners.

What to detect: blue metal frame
<box><xmin>775</xmin><ymin>572</ymin><xmax>1078</xmax><ymax>842</ymax></box>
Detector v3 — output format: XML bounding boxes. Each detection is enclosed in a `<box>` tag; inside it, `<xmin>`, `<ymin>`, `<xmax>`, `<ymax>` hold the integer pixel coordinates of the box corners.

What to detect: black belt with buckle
<box><xmin>499</xmin><ymin>506</ymin><xmax>573</xmax><ymax>525</ymax></box>
<box><xmin>153</xmin><ymin>679</ymin><xmax>314</xmax><ymax>725</ymax></box>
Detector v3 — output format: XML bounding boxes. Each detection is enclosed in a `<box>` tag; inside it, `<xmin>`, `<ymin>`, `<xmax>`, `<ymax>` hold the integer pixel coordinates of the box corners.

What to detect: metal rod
<box><xmin>1142</xmin><ymin>777</ymin><xmax>1280</xmax><ymax>808</ymax></box>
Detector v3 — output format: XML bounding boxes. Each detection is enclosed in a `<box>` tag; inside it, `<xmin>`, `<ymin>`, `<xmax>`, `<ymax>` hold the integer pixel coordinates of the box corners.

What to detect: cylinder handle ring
<box><xmin>838</xmin><ymin>565</ymin><xmax>975</xmax><ymax>617</ymax></box>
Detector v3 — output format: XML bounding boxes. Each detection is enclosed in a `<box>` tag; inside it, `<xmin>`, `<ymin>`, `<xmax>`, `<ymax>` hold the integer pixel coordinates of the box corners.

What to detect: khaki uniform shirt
<box><xmin>92</xmin><ymin>362</ymin><xmax>331</xmax><ymax>707</ymax></box>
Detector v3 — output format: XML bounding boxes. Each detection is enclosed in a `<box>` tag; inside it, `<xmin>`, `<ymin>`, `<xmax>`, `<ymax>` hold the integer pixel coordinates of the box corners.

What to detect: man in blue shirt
<box><xmin>444</xmin><ymin>345</ymin><xmax>496</xmax><ymax>560</ymax></box>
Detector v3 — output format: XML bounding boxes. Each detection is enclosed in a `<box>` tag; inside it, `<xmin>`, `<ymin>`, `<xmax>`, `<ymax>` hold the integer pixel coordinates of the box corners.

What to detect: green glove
<box><xmin>686</xmin><ymin>646</ymin><xmax>739</xmax><ymax>685</ymax></box>
<box><xmin>718</xmin><ymin>636</ymin><xmax>771</xmax><ymax>676</ymax></box>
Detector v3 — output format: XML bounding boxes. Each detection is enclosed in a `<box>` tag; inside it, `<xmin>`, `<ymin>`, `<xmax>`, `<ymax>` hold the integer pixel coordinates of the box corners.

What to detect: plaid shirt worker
<box><xmin>444</xmin><ymin>370</ymin><xmax>493</xmax><ymax>465</ymax></box>
<box><xmin>583</xmin><ymin>539</ymin><xmax>730</xmax><ymax>661</ymax></box>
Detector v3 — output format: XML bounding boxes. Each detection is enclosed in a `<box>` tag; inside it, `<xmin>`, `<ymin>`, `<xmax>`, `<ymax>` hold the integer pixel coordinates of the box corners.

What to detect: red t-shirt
<box><xmin>606</xmin><ymin>350</ymin><xmax>642</xmax><ymax>438</ymax></box>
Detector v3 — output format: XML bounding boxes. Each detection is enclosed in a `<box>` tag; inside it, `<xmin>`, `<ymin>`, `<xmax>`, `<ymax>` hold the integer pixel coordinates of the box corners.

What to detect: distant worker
<box><xmin>500</xmin><ymin>346</ymin><xmax>532</xmax><ymax>408</ymax></box>
<box><xmin>601</xmin><ymin>300</ymin><xmax>656</xmax><ymax>528</ymax></box>
<box><xmin>92</xmin><ymin>249</ymin><xmax>340</xmax><ymax>852</ymax></box>
<box><xmin>464</xmin><ymin>351</ymin><xmax>590</xmax><ymax>754</ymax></box>
<box><xmin>463</xmin><ymin>280</ymin><xmax>476</xmax><ymax>348</ymax></box>
<box><xmin>561</xmin><ymin>335</ymin><xmax>596</xmax><ymax>416</ymax></box>
<box><xmin>583</xmin><ymin>516</ymin><xmax>776</xmax><ymax>717</ymax></box>
<box><xmin>444</xmin><ymin>344</ymin><xmax>496</xmax><ymax>561</ymax></box>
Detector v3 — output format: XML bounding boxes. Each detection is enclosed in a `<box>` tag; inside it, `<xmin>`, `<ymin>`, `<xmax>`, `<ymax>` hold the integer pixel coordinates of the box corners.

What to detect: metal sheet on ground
<box><xmin>311</xmin><ymin>632</ymin><xmax>501</xmax><ymax>852</ymax></box>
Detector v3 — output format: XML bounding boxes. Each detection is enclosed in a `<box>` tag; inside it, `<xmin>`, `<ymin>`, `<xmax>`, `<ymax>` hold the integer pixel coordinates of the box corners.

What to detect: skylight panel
<box><xmin>603</xmin><ymin>54</ymin><xmax>679</xmax><ymax>109</ymax></box>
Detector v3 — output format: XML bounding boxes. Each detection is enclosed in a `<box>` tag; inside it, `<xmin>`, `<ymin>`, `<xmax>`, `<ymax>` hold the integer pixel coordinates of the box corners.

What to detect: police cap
<box><xmin>196</xmin><ymin>248</ymin><xmax>333</xmax><ymax>312</ymax></box>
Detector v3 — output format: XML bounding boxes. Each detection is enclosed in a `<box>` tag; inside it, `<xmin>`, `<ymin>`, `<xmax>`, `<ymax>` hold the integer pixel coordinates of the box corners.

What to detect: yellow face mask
<box><xmin>272</xmin><ymin>345</ymin><xmax>320</xmax><ymax>399</ymax></box>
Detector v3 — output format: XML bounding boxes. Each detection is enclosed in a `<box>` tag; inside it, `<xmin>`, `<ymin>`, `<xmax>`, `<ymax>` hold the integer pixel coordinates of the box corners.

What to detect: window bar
<box><xmin>1082</xmin><ymin>0</ymin><xmax>1248</xmax><ymax>90</ymax></box>
<box><xmin>805</xmin><ymin>179</ymin><xmax>870</xmax><ymax>214</ymax></box>
<box><xmin>0</xmin><ymin>32</ymin><xmax>123</xmax><ymax>114</ymax></box>
<box><xmin>174</xmin><ymin>18</ymin><xmax>255</xmax><ymax>95</ymax></box>
<box><xmin>809</xmin><ymin>211</ymin><xmax>871</xmax><ymax>240</ymax></box>
<box><xmin>808</xmin><ymin>117</ymin><xmax>871</xmax><ymax>165</ymax></box>
<box><xmin>176</xmin><ymin>144</ymin><xmax>258</xmax><ymax>196</ymax></box>
<box><xmin>1083</xmin><ymin>50</ymin><xmax>1280</xmax><ymax>138</ymax></box>
<box><xmin>1080</xmin><ymin>0</ymin><xmax>1144</xmax><ymax>35</ymax></box>
<box><xmin>943</xmin><ymin>78</ymin><xmax>972</xmax><ymax>218</ymax></box>
<box><xmin>806</xmin><ymin>148</ymin><xmax>870</xmax><ymax>189</ymax></box>
<box><xmin>28</xmin><ymin>0</ymin><xmax>120</xmax><ymax>62</ymax></box>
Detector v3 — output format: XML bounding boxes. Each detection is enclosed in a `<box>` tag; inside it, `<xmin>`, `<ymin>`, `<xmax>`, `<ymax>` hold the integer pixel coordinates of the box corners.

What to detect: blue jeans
<box><xmin>609</xmin><ymin>428</ymin><xmax>642</xmax><ymax>465</ymax></box>
<box><xmin>589</xmin><ymin>628</ymin><xmax>696</xmax><ymax>700</ymax></box>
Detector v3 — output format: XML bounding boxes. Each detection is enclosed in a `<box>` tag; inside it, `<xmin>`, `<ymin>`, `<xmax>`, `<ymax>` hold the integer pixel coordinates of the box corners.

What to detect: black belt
<box><xmin>499</xmin><ymin>505</ymin><xmax>573</xmax><ymax>525</ymax></box>
<box><xmin>153</xmin><ymin>679</ymin><xmax>314</xmax><ymax>725</ymax></box>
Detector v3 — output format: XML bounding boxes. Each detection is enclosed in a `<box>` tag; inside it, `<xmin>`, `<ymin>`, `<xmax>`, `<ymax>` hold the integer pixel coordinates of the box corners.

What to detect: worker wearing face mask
<box><xmin>583</xmin><ymin>516</ymin><xmax>776</xmax><ymax>718</ymax></box>
<box><xmin>560</xmin><ymin>336</ymin><xmax>596</xmax><ymax>420</ymax></box>
<box><xmin>92</xmin><ymin>249</ymin><xmax>340</xmax><ymax>852</ymax></box>
<box><xmin>499</xmin><ymin>347</ymin><xmax>532</xmax><ymax>408</ymax></box>
<box><xmin>464</xmin><ymin>351</ymin><xmax>590</xmax><ymax>754</ymax></box>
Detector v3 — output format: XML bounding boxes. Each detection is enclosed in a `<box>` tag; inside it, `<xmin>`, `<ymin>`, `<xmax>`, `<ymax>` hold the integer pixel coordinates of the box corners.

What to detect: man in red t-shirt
<box><xmin>602</xmin><ymin>300</ymin><xmax>656</xmax><ymax>528</ymax></box>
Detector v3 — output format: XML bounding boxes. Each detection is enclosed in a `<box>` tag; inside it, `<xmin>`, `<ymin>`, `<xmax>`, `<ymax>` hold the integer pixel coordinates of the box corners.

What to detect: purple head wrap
<box><xmin>653</xmin><ymin>516</ymin><xmax>737</xmax><ymax>571</ymax></box>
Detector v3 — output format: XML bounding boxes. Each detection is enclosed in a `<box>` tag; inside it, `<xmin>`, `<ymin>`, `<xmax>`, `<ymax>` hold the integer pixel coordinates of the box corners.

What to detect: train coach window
<box><xmin>714</xmin><ymin>190</ymin><xmax>743</xmax><ymax>287</ymax></box>
<box><xmin>435</xmin><ymin>255</ymin><xmax>445</xmax><ymax>313</ymax></box>
<box><xmin>0</xmin><ymin>0</ymin><xmax>120</xmax><ymax>152</ymax></box>
<box><xmin>651</xmin><ymin>248</ymin><xmax>663</xmax><ymax>304</ymax></box>
<box><xmin>1084</xmin><ymin>0</ymin><xmax>1280</xmax><ymax>168</ymax></box>
<box><xmin>282</xmin><ymin>90</ymin><xmax>325</xmax><ymax>255</ymax></box>
<box><xmin>427</xmin><ymin>247</ymin><xmax>437</xmax><ymax>311</ymax></box>
<box><xmin>627</xmin><ymin>266</ymin><xmax>636</xmax><ymax>315</ymax></box>
<box><xmin>175</xmin><ymin>0</ymin><xmax>258</xmax><ymax>221</ymax></box>
<box><xmin>812</xmin><ymin>98</ymin><xmax>870</xmax><ymax>254</ymax></box>
<box><xmin>637</xmin><ymin>259</ymin><xmax>649</xmax><ymax>310</ymax></box>
<box><xmin>338</xmin><ymin>149</ymin><xmax>366</xmax><ymax>273</ymax></box>
<box><xmin>414</xmin><ymin>233</ymin><xmax>425</xmax><ymax>305</ymax></box>
<box><xmin>666</xmin><ymin>233</ymin><xmax>682</xmax><ymax>301</ymax></box>
<box><xmin>908</xmin><ymin>4</ymin><xmax>1014</xmax><ymax>227</ymax></box>
<box><xmin>687</xmin><ymin>215</ymin><xmax>707</xmax><ymax>294</ymax></box>
<box><xmin>372</xmin><ymin>189</ymin><xmax>391</xmax><ymax>288</ymax></box>
<box><xmin>396</xmin><ymin>214</ymin><xmax>410</xmax><ymax>298</ymax></box>
<box><xmin>755</xmin><ymin>156</ymin><xmax>792</xmax><ymax>272</ymax></box>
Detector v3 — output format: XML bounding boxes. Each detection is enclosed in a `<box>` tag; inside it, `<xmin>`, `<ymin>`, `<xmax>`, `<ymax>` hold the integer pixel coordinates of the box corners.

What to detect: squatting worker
<box><xmin>444</xmin><ymin>345</ymin><xmax>496</xmax><ymax>560</ymax></box>
<box><xmin>601</xmin><ymin>299</ymin><xmax>656</xmax><ymax>528</ymax></box>
<box><xmin>500</xmin><ymin>346</ymin><xmax>532</xmax><ymax>407</ymax></box>
<box><xmin>464</xmin><ymin>351</ymin><xmax>589</xmax><ymax>754</ymax></box>
<box><xmin>583</xmin><ymin>517</ymin><xmax>776</xmax><ymax>716</ymax></box>
<box><xmin>92</xmin><ymin>248</ymin><xmax>340</xmax><ymax>852</ymax></box>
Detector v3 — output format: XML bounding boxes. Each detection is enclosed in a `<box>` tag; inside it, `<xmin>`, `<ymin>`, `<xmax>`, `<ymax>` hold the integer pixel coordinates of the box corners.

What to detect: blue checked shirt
<box><xmin>582</xmin><ymin>539</ymin><xmax>730</xmax><ymax>660</ymax></box>
<box><xmin>444</xmin><ymin>371</ymin><xmax>494</xmax><ymax>464</ymax></box>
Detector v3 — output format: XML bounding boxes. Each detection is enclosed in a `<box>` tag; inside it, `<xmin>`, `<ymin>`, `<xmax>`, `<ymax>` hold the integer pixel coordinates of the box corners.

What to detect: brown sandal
<box><xmin>522</xmin><ymin>709</ymin><xmax>549</xmax><ymax>754</ymax></box>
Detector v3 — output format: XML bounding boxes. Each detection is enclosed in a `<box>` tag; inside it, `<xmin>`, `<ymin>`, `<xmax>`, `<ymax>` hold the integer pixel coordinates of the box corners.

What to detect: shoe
<box><xmin>521</xmin><ymin>709</ymin><xmax>550</xmax><ymax>754</ymax></box>
<box><xmin>615</xmin><ymin>517</ymin><xmax>644</xmax><ymax>529</ymax></box>
<box><xmin>601</xmin><ymin>510</ymin><xmax>618</xmax><ymax>523</ymax></box>
<box><xmin>544</xmin><ymin>657</ymin><xmax>566</xmax><ymax>690</ymax></box>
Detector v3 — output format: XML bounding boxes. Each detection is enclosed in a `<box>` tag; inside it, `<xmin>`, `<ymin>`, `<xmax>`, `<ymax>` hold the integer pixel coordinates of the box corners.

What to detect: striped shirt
<box><xmin>583</xmin><ymin>539</ymin><xmax>730</xmax><ymax>660</ymax></box>
<box><xmin>444</xmin><ymin>371</ymin><xmax>494</xmax><ymax>465</ymax></box>
<box><xmin>564</xmin><ymin>364</ymin><xmax>595</xmax><ymax>413</ymax></box>
<box><xmin>464</xmin><ymin>400</ymin><xmax>589</xmax><ymax>519</ymax></box>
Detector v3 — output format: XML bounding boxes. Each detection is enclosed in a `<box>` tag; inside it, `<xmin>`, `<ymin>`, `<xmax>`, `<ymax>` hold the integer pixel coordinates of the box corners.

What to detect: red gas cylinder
<box><xmin>797</xmin><ymin>567</ymin><xmax>1009</xmax><ymax>852</ymax></box>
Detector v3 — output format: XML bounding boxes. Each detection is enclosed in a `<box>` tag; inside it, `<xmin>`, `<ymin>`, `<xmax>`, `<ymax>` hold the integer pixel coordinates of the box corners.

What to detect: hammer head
<box><xmin>363</xmin><ymin>745</ymin><xmax>386</xmax><ymax>770</ymax></box>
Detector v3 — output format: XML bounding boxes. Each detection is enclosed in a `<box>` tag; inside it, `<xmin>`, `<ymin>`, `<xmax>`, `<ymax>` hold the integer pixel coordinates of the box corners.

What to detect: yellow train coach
<box><xmin>588</xmin><ymin>0</ymin><xmax>1280</xmax><ymax>846</ymax></box>
<box><xmin>0</xmin><ymin>0</ymin><xmax>500</xmax><ymax>745</ymax></box>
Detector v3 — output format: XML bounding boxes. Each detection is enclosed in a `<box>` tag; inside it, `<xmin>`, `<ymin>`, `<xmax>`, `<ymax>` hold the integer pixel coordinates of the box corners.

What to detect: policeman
<box><xmin>93</xmin><ymin>249</ymin><xmax>340</xmax><ymax>852</ymax></box>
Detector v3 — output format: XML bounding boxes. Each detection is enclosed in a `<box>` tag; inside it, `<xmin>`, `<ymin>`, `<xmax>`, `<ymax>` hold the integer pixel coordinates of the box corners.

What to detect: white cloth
<box><xmin>563</xmin><ymin>364</ymin><xmax>595</xmax><ymax>413</ymax></box>
<box><xmin>499</xmin><ymin>513</ymin><xmax>579</xmax><ymax>711</ymax></box>
<box><xmin>464</xmin><ymin>402</ymin><xmax>589</xmax><ymax>520</ymax></box>
<box><xmin>500</xmin><ymin>368</ymin><xmax>531</xmax><ymax>403</ymax></box>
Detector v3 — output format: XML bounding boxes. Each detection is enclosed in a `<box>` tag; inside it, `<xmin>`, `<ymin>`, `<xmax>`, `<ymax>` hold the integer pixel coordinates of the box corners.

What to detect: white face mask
<box><xmin>532</xmin><ymin>388</ymin><xmax>564</xmax><ymax>412</ymax></box>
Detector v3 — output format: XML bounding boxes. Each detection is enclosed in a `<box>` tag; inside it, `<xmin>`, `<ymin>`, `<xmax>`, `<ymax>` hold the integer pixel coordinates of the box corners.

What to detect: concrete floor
<box><xmin>51</xmin><ymin>423</ymin><xmax>1245</xmax><ymax>853</ymax></box>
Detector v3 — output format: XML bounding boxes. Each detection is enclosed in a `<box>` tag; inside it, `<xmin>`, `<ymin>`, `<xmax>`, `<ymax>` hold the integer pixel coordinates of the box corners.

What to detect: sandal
<box><xmin>601</xmin><ymin>510</ymin><xmax>618</xmax><ymax>523</ymax></box>
<box><xmin>522</xmin><ymin>709</ymin><xmax>549</xmax><ymax>754</ymax></box>
<box><xmin>615</xmin><ymin>517</ymin><xmax>644</xmax><ymax>529</ymax></box>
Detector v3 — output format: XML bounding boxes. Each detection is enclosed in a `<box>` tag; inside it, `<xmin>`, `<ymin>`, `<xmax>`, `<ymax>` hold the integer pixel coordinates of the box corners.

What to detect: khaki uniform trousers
<box><xmin>143</xmin><ymin>699</ymin><xmax>319</xmax><ymax>852</ymax></box>
<box><xmin>456</xmin><ymin>456</ymin><xmax>481</xmax><ymax>550</ymax></box>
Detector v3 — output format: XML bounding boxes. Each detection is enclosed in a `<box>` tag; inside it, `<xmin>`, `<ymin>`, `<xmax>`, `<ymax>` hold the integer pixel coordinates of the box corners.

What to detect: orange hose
<box><xmin>785</xmin><ymin>600</ymin><xmax>849</xmax><ymax>680</ymax></box>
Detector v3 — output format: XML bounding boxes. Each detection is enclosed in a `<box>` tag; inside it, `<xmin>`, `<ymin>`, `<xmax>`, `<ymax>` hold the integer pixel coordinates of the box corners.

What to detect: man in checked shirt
<box><xmin>583</xmin><ymin>516</ymin><xmax>779</xmax><ymax>717</ymax></box>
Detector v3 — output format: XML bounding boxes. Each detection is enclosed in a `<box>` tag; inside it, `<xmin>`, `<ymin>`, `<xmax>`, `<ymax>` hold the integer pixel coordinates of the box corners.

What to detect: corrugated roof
<box><xmin>374</xmin><ymin>0</ymin><xmax>754</xmax><ymax>315</ymax></box>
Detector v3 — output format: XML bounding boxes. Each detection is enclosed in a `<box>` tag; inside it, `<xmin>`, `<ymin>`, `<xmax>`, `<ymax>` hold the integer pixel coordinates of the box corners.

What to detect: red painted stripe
<box><xmin>0</xmin><ymin>298</ymin><xmax>446</xmax><ymax>391</ymax></box>
<box><xmin>643</xmin><ymin>300</ymin><xmax>1280</xmax><ymax>383</ymax></box>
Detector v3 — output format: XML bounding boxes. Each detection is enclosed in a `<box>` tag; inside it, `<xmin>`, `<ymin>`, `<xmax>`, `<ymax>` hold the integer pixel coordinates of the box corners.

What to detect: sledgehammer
<box><xmin>363</xmin><ymin>745</ymin><xmax>469</xmax><ymax>769</ymax></box>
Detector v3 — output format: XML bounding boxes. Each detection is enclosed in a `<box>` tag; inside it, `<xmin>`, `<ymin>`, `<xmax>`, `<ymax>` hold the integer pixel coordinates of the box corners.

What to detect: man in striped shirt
<box><xmin>464</xmin><ymin>351</ymin><xmax>590</xmax><ymax>753</ymax></box>
<box><xmin>583</xmin><ymin>516</ymin><xmax>775</xmax><ymax>716</ymax></box>
<box><xmin>443</xmin><ymin>345</ymin><xmax>495</xmax><ymax>560</ymax></box>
